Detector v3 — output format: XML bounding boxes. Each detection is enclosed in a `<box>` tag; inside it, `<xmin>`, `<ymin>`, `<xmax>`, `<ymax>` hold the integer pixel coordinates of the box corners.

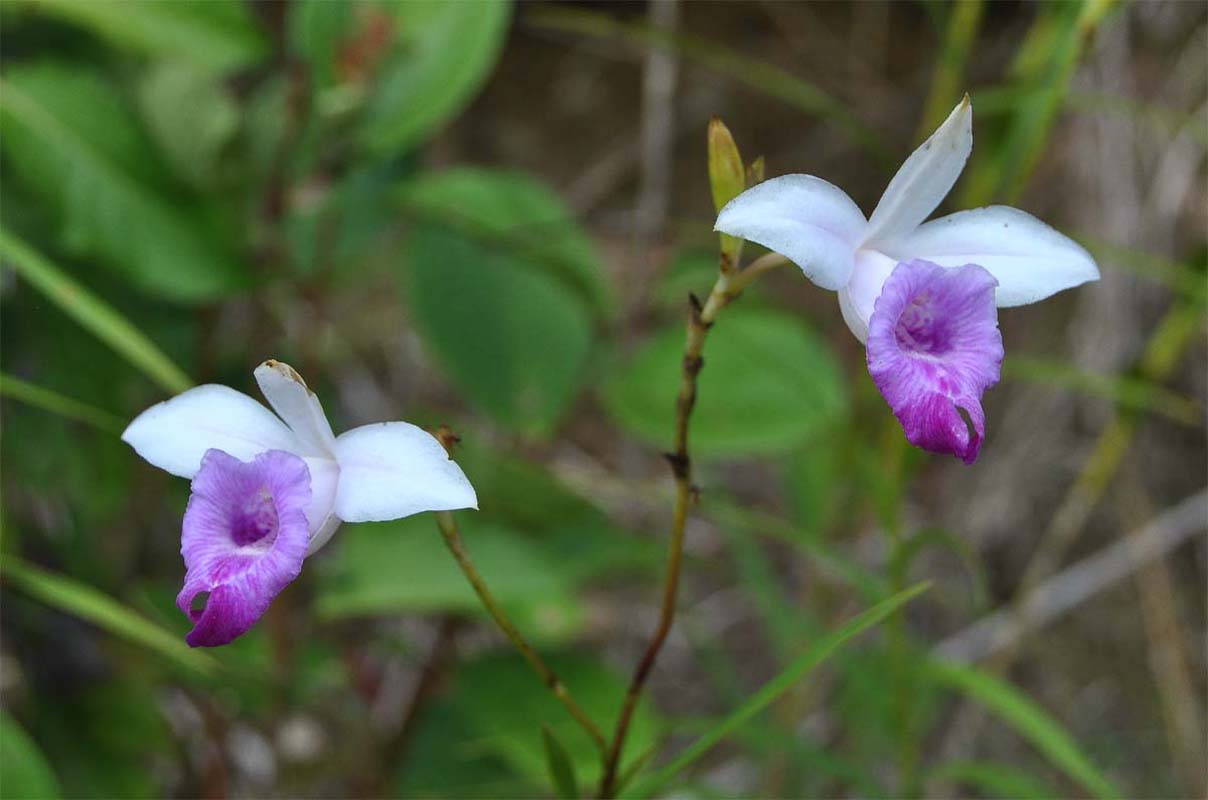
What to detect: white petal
<box><xmin>863</xmin><ymin>96</ymin><xmax>972</xmax><ymax>246</ymax></box>
<box><xmin>254</xmin><ymin>360</ymin><xmax>337</xmax><ymax>457</ymax></box>
<box><xmin>332</xmin><ymin>422</ymin><xmax>478</xmax><ymax>522</ymax></box>
<box><xmin>837</xmin><ymin>249</ymin><xmax>898</xmax><ymax>343</ymax></box>
<box><xmin>122</xmin><ymin>385</ymin><xmax>301</xmax><ymax>478</ymax></box>
<box><xmin>714</xmin><ymin>174</ymin><xmax>867</xmax><ymax>290</ymax></box>
<box><xmin>302</xmin><ymin>456</ymin><xmax>341</xmax><ymax>553</ymax></box>
<box><xmin>879</xmin><ymin>206</ymin><xmax>1100</xmax><ymax>307</ymax></box>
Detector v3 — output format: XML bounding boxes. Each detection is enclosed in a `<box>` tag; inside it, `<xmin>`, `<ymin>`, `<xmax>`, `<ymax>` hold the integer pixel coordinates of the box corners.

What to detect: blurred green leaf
<box><xmin>27</xmin><ymin>0</ymin><xmax>268</xmax><ymax>72</ymax></box>
<box><xmin>624</xmin><ymin>582</ymin><xmax>930</xmax><ymax>798</ymax></box>
<box><xmin>456</xmin><ymin>653</ymin><xmax>659</xmax><ymax>788</ymax></box>
<box><xmin>959</xmin><ymin>0</ymin><xmax>1115</xmax><ymax>205</ymax></box>
<box><xmin>0</xmin><ymin>557</ymin><xmax>217</xmax><ymax>676</ymax></box>
<box><xmin>316</xmin><ymin>517</ymin><xmax>584</xmax><ymax>642</ymax></box>
<box><xmin>541</xmin><ymin>724</ymin><xmax>580</xmax><ymax>799</ymax></box>
<box><xmin>604</xmin><ymin>308</ymin><xmax>847</xmax><ymax>458</ymax></box>
<box><xmin>929</xmin><ymin>759</ymin><xmax>1061</xmax><ymax>800</ymax></box>
<box><xmin>0</xmin><ymin>373</ymin><xmax>124</xmax><ymax>434</ymax></box>
<box><xmin>0</xmin><ymin>713</ymin><xmax>60</xmax><ymax>800</ymax></box>
<box><xmin>400</xmin><ymin>168</ymin><xmax>614</xmax><ymax>316</ymax></box>
<box><xmin>361</xmin><ymin>0</ymin><xmax>511</xmax><ymax>154</ymax></box>
<box><xmin>396</xmin><ymin>699</ymin><xmax>542</xmax><ymax>798</ymax></box>
<box><xmin>926</xmin><ymin>660</ymin><xmax>1122</xmax><ymax>800</ymax></box>
<box><xmin>400</xmin><ymin>171</ymin><xmax>602</xmax><ymax>436</ymax></box>
<box><xmin>917</xmin><ymin>1</ymin><xmax>983</xmax><ymax>137</ymax></box>
<box><xmin>0</xmin><ymin>228</ymin><xmax>192</xmax><ymax>393</ymax></box>
<box><xmin>0</xmin><ymin>66</ymin><xmax>248</xmax><ymax>301</ymax></box>
<box><xmin>137</xmin><ymin>62</ymin><xmax>240</xmax><ymax>189</ymax></box>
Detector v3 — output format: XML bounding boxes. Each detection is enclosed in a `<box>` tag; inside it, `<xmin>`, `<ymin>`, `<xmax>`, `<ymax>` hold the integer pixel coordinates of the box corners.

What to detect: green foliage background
<box><xmin>1</xmin><ymin>1</ymin><xmax>1204</xmax><ymax>798</ymax></box>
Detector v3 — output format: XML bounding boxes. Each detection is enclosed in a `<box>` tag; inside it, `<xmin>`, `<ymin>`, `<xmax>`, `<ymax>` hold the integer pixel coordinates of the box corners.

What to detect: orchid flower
<box><xmin>122</xmin><ymin>360</ymin><xmax>477</xmax><ymax>646</ymax></box>
<box><xmin>714</xmin><ymin>98</ymin><xmax>1098</xmax><ymax>463</ymax></box>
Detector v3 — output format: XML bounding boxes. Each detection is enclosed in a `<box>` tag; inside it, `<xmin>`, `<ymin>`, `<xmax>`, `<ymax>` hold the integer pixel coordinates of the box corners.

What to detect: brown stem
<box><xmin>599</xmin><ymin>259</ymin><xmax>757</xmax><ymax>796</ymax></box>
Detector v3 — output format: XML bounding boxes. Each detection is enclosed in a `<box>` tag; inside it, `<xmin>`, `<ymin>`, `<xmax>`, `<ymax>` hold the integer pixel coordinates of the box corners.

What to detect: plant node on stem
<box><xmin>598</xmin><ymin>250</ymin><xmax>789</xmax><ymax>797</ymax></box>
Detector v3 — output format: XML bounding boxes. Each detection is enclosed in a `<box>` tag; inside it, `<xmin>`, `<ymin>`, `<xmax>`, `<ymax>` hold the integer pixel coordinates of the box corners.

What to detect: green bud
<box><xmin>708</xmin><ymin>118</ymin><xmax>745</xmax><ymax>268</ymax></box>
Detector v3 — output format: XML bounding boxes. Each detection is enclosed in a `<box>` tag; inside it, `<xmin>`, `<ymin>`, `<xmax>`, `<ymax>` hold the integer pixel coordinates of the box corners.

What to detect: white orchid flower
<box><xmin>715</xmin><ymin>98</ymin><xmax>1099</xmax><ymax>463</ymax></box>
<box><xmin>122</xmin><ymin>360</ymin><xmax>477</xmax><ymax>646</ymax></box>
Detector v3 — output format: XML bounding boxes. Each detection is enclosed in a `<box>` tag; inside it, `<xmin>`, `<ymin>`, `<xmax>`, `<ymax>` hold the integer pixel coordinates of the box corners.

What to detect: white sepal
<box><xmin>863</xmin><ymin>97</ymin><xmax>972</xmax><ymax>246</ymax></box>
<box><xmin>122</xmin><ymin>385</ymin><xmax>300</xmax><ymax>479</ymax></box>
<box><xmin>879</xmin><ymin>205</ymin><xmax>1100</xmax><ymax>307</ymax></box>
<box><xmin>254</xmin><ymin>360</ymin><xmax>337</xmax><ymax>457</ymax></box>
<box><xmin>714</xmin><ymin>174</ymin><xmax>867</xmax><ymax>290</ymax></box>
<box><xmin>332</xmin><ymin>422</ymin><xmax>478</xmax><ymax>523</ymax></box>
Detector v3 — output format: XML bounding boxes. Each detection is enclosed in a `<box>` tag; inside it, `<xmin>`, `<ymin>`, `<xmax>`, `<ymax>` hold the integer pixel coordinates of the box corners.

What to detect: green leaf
<box><xmin>399</xmin><ymin>170</ymin><xmax>604</xmax><ymax>436</ymax></box>
<box><xmin>360</xmin><ymin>0</ymin><xmax>511</xmax><ymax>153</ymax></box>
<box><xmin>27</xmin><ymin>0</ymin><xmax>268</xmax><ymax>72</ymax></box>
<box><xmin>400</xmin><ymin>169</ymin><xmax>614</xmax><ymax>317</ymax></box>
<box><xmin>455</xmin><ymin>653</ymin><xmax>659</xmax><ymax>788</ymax></box>
<box><xmin>929</xmin><ymin>760</ymin><xmax>1062</xmax><ymax>800</ymax></box>
<box><xmin>316</xmin><ymin>517</ymin><xmax>584</xmax><ymax>642</ymax></box>
<box><xmin>137</xmin><ymin>63</ymin><xmax>240</xmax><ymax>189</ymax></box>
<box><xmin>541</xmin><ymin>724</ymin><xmax>581</xmax><ymax>799</ymax></box>
<box><xmin>0</xmin><ymin>557</ymin><xmax>217</xmax><ymax>676</ymax></box>
<box><xmin>0</xmin><ymin>374</ymin><xmax>124</xmax><ymax>434</ymax></box>
<box><xmin>0</xmin><ymin>229</ymin><xmax>192</xmax><ymax>394</ymax></box>
<box><xmin>603</xmin><ymin>308</ymin><xmax>847</xmax><ymax>458</ymax></box>
<box><xmin>0</xmin><ymin>713</ymin><xmax>60</xmax><ymax>799</ymax></box>
<box><xmin>925</xmin><ymin>660</ymin><xmax>1121</xmax><ymax>800</ymax></box>
<box><xmin>623</xmin><ymin>582</ymin><xmax>930</xmax><ymax>798</ymax></box>
<box><xmin>0</xmin><ymin>65</ymin><xmax>248</xmax><ymax>302</ymax></box>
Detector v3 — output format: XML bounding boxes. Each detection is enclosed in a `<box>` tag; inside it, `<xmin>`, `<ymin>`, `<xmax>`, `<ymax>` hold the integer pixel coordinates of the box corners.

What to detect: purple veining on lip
<box><xmin>177</xmin><ymin>449</ymin><xmax>311</xmax><ymax>647</ymax></box>
<box><xmin>866</xmin><ymin>259</ymin><xmax>1004</xmax><ymax>464</ymax></box>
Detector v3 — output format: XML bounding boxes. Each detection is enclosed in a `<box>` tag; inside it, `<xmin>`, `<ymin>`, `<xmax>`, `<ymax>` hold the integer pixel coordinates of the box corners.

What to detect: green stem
<box><xmin>433</xmin><ymin>510</ymin><xmax>608</xmax><ymax>756</ymax></box>
<box><xmin>600</xmin><ymin>252</ymin><xmax>784</xmax><ymax>796</ymax></box>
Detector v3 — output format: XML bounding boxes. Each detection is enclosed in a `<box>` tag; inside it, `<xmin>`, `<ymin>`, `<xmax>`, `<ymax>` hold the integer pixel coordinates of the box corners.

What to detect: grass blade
<box><xmin>0</xmin><ymin>556</ymin><xmax>216</xmax><ymax>676</ymax></box>
<box><xmin>623</xmin><ymin>582</ymin><xmax>931</xmax><ymax>798</ymax></box>
<box><xmin>918</xmin><ymin>0</ymin><xmax>985</xmax><ymax>138</ymax></box>
<box><xmin>0</xmin><ymin>373</ymin><xmax>125</xmax><ymax>434</ymax></box>
<box><xmin>0</xmin><ymin>228</ymin><xmax>191</xmax><ymax>394</ymax></box>
<box><xmin>926</xmin><ymin>660</ymin><xmax>1121</xmax><ymax>800</ymax></box>
<box><xmin>1004</xmin><ymin>356</ymin><xmax>1202</xmax><ymax>427</ymax></box>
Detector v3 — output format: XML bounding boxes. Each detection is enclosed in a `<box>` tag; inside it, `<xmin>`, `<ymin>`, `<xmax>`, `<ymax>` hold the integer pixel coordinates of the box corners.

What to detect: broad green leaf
<box><xmin>624</xmin><ymin>582</ymin><xmax>930</xmax><ymax>798</ymax></box>
<box><xmin>0</xmin><ymin>229</ymin><xmax>192</xmax><ymax>394</ymax></box>
<box><xmin>0</xmin><ymin>374</ymin><xmax>124</xmax><ymax>434</ymax></box>
<box><xmin>137</xmin><ymin>63</ymin><xmax>240</xmax><ymax>189</ymax></box>
<box><xmin>0</xmin><ymin>557</ymin><xmax>216</xmax><ymax>676</ymax></box>
<box><xmin>0</xmin><ymin>65</ymin><xmax>248</xmax><ymax>302</ymax></box>
<box><xmin>400</xmin><ymin>169</ymin><xmax>614</xmax><ymax>316</ymax></box>
<box><xmin>360</xmin><ymin>0</ymin><xmax>510</xmax><ymax>154</ymax></box>
<box><xmin>399</xmin><ymin>172</ymin><xmax>602</xmax><ymax>436</ymax></box>
<box><xmin>27</xmin><ymin>0</ymin><xmax>268</xmax><ymax>72</ymax></box>
<box><xmin>0</xmin><ymin>713</ymin><xmax>60</xmax><ymax>799</ymax></box>
<box><xmin>455</xmin><ymin>653</ymin><xmax>659</xmax><ymax>787</ymax></box>
<box><xmin>541</xmin><ymin>724</ymin><xmax>581</xmax><ymax>799</ymax></box>
<box><xmin>316</xmin><ymin>517</ymin><xmax>583</xmax><ymax>642</ymax></box>
<box><xmin>603</xmin><ymin>308</ymin><xmax>847</xmax><ymax>458</ymax></box>
<box><xmin>925</xmin><ymin>660</ymin><xmax>1121</xmax><ymax>800</ymax></box>
<box><xmin>395</xmin><ymin>699</ymin><xmax>542</xmax><ymax>798</ymax></box>
<box><xmin>929</xmin><ymin>760</ymin><xmax>1061</xmax><ymax>800</ymax></box>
